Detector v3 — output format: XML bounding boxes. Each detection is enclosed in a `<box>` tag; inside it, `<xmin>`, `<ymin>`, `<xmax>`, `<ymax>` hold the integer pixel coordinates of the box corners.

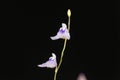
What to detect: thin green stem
<box><xmin>54</xmin><ymin>67</ymin><xmax>57</xmax><ymax>80</ymax></box>
<box><xmin>54</xmin><ymin>39</ymin><xmax>67</xmax><ymax>80</ymax></box>
<box><xmin>57</xmin><ymin>39</ymin><xmax>67</xmax><ymax>72</ymax></box>
<box><xmin>54</xmin><ymin>9</ymin><xmax>71</xmax><ymax>80</ymax></box>
<box><xmin>68</xmin><ymin>17</ymin><xmax>71</xmax><ymax>31</ymax></box>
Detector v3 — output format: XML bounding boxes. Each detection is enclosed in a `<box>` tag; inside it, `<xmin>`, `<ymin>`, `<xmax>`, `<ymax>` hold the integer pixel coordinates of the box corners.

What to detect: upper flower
<box><xmin>50</xmin><ymin>23</ymin><xmax>70</xmax><ymax>40</ymax></box>
<box><xmin>38</xmin><ymin>53</ymin><xmax>57</xmax><ymax>68</ymax></box>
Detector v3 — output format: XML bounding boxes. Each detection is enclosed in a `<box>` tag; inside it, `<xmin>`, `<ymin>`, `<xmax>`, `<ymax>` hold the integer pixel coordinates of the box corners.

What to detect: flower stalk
<box><xmin>54</xmin><ymin>9</ymin><xmax>71</xmax><ymax>80</ymax></box>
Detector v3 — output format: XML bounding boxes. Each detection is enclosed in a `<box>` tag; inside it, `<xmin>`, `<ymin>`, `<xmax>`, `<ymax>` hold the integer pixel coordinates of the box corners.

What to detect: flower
<box><xmin>77</xmin><ymin>73</ymin><xmax>87</xmax><ymax>80</ymax></box>
<box><xmin>38</xmin><ymin>53</ymin><xmax>57</xmax><ymax>68</ymax></box>
<box><xmin>50</xmin><ymin>23</ymin><xmax>70</xmax><ymax>40</ymax></box>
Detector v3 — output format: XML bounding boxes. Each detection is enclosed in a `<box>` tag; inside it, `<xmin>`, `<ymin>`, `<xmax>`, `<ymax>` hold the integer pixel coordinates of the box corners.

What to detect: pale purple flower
<box><xmin>77</xmin><ymin>73</ymin><xmax>87</xmax><ymax>80</ymax></box>
<box><xmin>38</xmin><ymin>53</ymin><xmax>57</xmax><ymax>68</ymax></box>
<box><xmin>50</xmin><ymin>23</ymin><xmax>70</xmax><ymax>40</ymax></box>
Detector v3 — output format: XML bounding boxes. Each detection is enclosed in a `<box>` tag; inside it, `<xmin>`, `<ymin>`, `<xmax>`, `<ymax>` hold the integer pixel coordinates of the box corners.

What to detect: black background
<box><xmin>5</xmin><ymin>0</ymin><xmax>119</xmax><ymax>80</ymax></box>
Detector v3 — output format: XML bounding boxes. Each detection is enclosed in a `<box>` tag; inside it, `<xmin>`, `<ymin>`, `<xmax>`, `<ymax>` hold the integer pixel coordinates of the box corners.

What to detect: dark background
<box><xmin>5</xmin><ymin>0</ymin><xmax>119</xmax><ymax>80</ymax></box>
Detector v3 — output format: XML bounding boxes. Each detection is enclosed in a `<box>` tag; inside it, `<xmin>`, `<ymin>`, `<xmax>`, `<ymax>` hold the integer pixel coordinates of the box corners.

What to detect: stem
<box><xmin>57</xmin><ymin>39</ymin><xmax>67</xmax><ymax>72</ymax></box>
<box><xmin>68</xmin><ymin>16</ymin><xmax>71</xmax><ymax>31</ymax></box>
<box><xmin>54</xmin><ymin>39</ymin><xmax>67</xmax><ymax>80</ymax></box>
<box><xmin>54</xmin><ymin>67</ymin><xmax>57</xmax><ymax>80</ymax></box>
<box><xmin>54</xmin><ymin>9</ymin><xmax>71</xmax><ymax>80</ymax></box>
